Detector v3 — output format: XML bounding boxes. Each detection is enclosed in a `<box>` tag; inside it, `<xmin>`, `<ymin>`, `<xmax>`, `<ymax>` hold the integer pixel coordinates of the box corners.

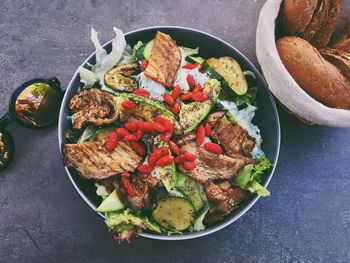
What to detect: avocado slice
<box><xmin>105</xmin><ymin>213</ymin><xmax>146</xmax><ymax>231</ymax></box>
<box><xmin>153</xmin><ymin>135</ymin><xmax>177</xmax><ymax>192</ymax></box>
<box><xmin>117</xmin><ymin>93</ymin><xmax>182</xmax><ymax>135</ymax></box>
<box><xmin>96</xmin><ymin>190</ymin><xmax>125</xmax><ymax>213</ymax></box>
<box><xmin>179</xmin><ymin>79</ymin><xmax>221</xmax><ymax>134</ymax></box>
<box><xmin>176</xmin><ymin>172</ymin><xmax>203</xmax><ymax>212</ymax></box>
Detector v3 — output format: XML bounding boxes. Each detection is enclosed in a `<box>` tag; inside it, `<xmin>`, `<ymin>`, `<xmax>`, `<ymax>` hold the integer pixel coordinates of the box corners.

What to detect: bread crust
<box><xmin>282</xmin><ymin>0</ymin><xmax>318</xmax><ymax>34</ymax></box>
<box><xmin>311</xmin><ymin>0</ymin><xmax>342</xmax><ymax>49</ymax></box>
<box><xmin>320</xmin><ymin>48</ymin><xmax>350</xmax><ymax>80</ymax></box>
<box><xmin>277</xmin><ymin>36</ymin><xmax>350</xmax><ymax>110</ymax></box>
<box><xmin>300</xmin><ymin>0</ymin><xmax>329</xmax><ymax>41</ymax></box>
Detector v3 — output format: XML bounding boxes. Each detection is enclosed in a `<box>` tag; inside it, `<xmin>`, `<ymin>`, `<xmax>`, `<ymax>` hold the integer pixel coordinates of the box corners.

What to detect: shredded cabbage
<box><xmin>78</xmin><ymin>67</ymin><xmax>98</xmax><ymax>88</ymax></box>
<box><xmin>137</xmin><ymin>72</ymin><xmax>166</xmax><ymax>101</ymax></box>
<box><xmin>90</xmin><ymin>27</ymin><xmax>126</xmax><ymax>87</ymax></box>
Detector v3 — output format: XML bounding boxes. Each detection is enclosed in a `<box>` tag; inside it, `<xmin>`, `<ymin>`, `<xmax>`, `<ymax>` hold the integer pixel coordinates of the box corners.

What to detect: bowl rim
<box><xmin>58</xmin><ymin>25</ymin><xmax>281</xmax><ymax>241</ymax></box>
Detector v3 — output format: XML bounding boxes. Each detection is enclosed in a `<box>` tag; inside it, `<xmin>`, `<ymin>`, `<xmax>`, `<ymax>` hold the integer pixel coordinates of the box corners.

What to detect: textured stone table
<box><xmin>1</xmin><ymin>0</ymin><xmax>350</xmax><ymax>262</ymax></box>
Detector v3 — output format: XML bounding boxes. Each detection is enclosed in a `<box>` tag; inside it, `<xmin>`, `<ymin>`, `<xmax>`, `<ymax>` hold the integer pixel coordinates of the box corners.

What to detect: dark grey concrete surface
<box><xmin>0</xmin><ymin>0</ymin><xmax>350</xmax><ymax>262</ymax></box>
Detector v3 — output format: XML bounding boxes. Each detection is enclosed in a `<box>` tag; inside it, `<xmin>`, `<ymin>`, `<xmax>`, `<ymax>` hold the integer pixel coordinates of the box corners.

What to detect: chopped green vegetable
<box><xmin>233</xmin><ymin>157</ymin><xmax>272</xmax><ymax>196</ymax></box>
<box><xmin>65</xmin><ymin>128</ymin><xmax>82</xmax><ymax>144</ymax></box>
<box><xmin>31</xmin><ymin>83</ymin><xmax>50</xmax><ymax>97</ymax></box>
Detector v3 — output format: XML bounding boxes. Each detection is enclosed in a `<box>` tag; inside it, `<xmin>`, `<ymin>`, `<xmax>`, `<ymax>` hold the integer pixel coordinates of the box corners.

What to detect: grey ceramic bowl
<box><xmin>58</xmin><ymin>26</ymin><xmax>280</xmax><ymax>240</ymax></box>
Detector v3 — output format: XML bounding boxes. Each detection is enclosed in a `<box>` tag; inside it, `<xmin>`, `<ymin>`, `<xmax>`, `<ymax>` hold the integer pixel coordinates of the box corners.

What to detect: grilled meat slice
<box><xmin>127</xmin><ymin>173</ymin><xmax>160</xmax><ymax>210</ymax></box>
<box><xmin>64</xmin><ymin>140</ymin><xmax>142</xmax><ymax>180</ymax></box>
<box><xmin>119</xmin><ymin>111</ymin><xmax>144</xmax><ymax>124</ymax></box>
<box><xmin>209</xmin><ymin>112</ymin><xmax>255</xmax><ymax>157</ymax></box>
<box><xmin>144</xmin><ymin>31</ymin><xmax>181</xmax><ymax>87</ymax></box>
<box><xmin>69</xmin><ymin>88</ymin><xmax>118</xmax><ymax>129</ymax></box>
<box><xmin>178</xmin><ymin>145</ymin><xmax>256</xmax><ymax>183</ymax></box>
<box><xmin>175</xmin><ymin>132</ymin><xmax>196</xmax><ymax>147</ymax></box>
<box><xmin>204</xmin><ymin>180</ymin><xmax>249</xmax><ymax>224</ymax></box>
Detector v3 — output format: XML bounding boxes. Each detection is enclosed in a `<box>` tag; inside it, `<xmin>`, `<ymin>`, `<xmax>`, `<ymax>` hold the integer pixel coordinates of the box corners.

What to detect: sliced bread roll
<box><xmin>310</xmin><ymin>0</ymin><xmax>342</xmax><ymax>49</ymax></box>
<box><xmin>276</xmin><ymin>36</ymin><xmax>350</xmax><ymax>110</ymax></box>
<box><xmin>282</xmin><ymin>0</ymin><xmax>318</xmax><ymax>35</ymax></box>
<box><xmin>300</xmin><ymin>0</ymin><xmax>329</xmax><ymax>41</ymax></box>
<box><xmin>320</xmin><ymin>48</ymin><xmax>350</xmax><ymax>80</ymax></box>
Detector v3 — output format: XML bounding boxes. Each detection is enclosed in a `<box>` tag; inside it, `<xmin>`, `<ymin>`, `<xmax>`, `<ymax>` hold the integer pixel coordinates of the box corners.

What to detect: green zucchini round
<box><xmin>152</xmin><ymin>197</ymin><xmax>195</xmax><ymax>231</ymax></box>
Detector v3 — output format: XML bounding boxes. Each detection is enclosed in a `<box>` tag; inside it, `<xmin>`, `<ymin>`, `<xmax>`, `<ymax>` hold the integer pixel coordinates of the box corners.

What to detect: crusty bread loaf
<box><xmin>320</xmin><ymin>48</ymin><xmax>350</xmax><ymax>80</ymax></box>
<box><xmin>332</xmin><ymin>22</ymin><xmax>350</xmax><ymax>52</ymax></box>
<box><xmin>276</xmin><ymin>36</ymin><xmax>350</xmax><ymax>110</ymax></box>
<box><xmin>310</xmin><ymin>0</ymin><xmax>342</xmax><ymax>49</ymax></box>
<box><xmin>300</xmin><ymin>0</ymin><xmax>329</xmax><ymax>41</ymax></box>
<box><xmin>282</xmin><ymin>0</ymin><xmax>318</xmax><ymax>34</ymax></box>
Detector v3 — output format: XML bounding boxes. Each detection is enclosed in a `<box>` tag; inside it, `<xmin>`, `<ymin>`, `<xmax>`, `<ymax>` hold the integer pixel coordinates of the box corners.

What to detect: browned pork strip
<box><xmin>204</xmin><ymin>180</ymin><xmax>249</xmax><ymax>224</ymax></box>
<box><xmin>127</xmin><ymin>173</ymin><xmax>160</xmax><ymax>210</ymax></box>
<box><xmin>69</xmin><ymin>88</ymin><xmax>118</xmax><ymax>129</ymax></box>
<box><xmin>144</xmin><ymin>31</ymin><xmax>181</xmax><ymax>87</ymax></box>
<box><xmin>64</xmin><ymin>140</ymin><xmax>142</xmax><ymax>180</ymax></box>
<box><xmin>209</xmin><ymin>112</ymin><xmax>255</xmax><ymax>157</ymax></box>
<box><xmin>178</xmin><ymin>145</ymin><xmax>256</xmax><ymax>183</ymax></box>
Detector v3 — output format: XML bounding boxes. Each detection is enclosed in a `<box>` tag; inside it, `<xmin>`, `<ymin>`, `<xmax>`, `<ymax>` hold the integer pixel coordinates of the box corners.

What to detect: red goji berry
<box><xmin>116</xmin><ymin>128</ymin><xmax>130</xmax><ymax>137</ymax></box>
<box><xmin>174</xmin><ymin>154</ymin><xmax>187</xmax><ymax>164</ymax></box>
<box><xmin>204</xmin><ymin>142</ymin><xmax>223</xmax><ymax>154</ymax></box>
<box><xmin>133</xmin><ymin>89</ymin><xmax>150</xmax><ymax>98</ymax></box>
<box><xmin>139</xmin><ymin>59</ymin><xmax>148</xmax><ymax>70</ymax></box>
<box><xmin>123</xmin><ymin>179</ymin><xmax>136</xmax><ymax>196</ymax></box>
<box><xmin>172</xmin><ymin>101</ymin><xmax>180</xmax><ymax>115</ymax></box>
<box><xmin>153</xmin><ymin>122</ymin><xmax>166</xmax><ymax>133</ymax></box>
<box><xmin>122</xmin><ymin>100</ymin><xmax>136</xmax><ymax>109</ymax></box>
<box><xmin>138</xmin><ymin>164</ymin><xmax>154</xmax><ymax>173</ymax></box>
<box><xmin>180</xmin><ymin>92</ymin><xmax>192</xmax><ymax>101</ymax></box>
<box><xmin>121</xmin><ymin>172</ymin><xmax>130</xmax><ymax>178</ymax></box>
<box><xmin>192</xmin><ymin>92</ymin><xmax>208</xmax><ymax>102</ymax></box>
<box><xmin>196</xmin><ymin>124</ymin><xmax>205</xmax><ymax>146</ymax></box>
<box><xmin>182</xmin><ymin>63</ymin><xmax>201</xmax><ymax>70</ymax></box>
<box><xmin>138</xmin><ymin>121</ymin><xmax>154</xmax><ymax>132</ymax></box>
<box><xmin>135</xmin><ymin>130</ymin><xmax>144</xmax><ymax>140</ymax></box>
<box><xmin>184</xmin><ymin>152</ymin><xmax>196</xmax><ymax>161</ymax></box>
<box><xmin>171</xmin><ymin>85</ymin><xmax>181</xmax><ymax>99</ymax></box>
<box><xmin>156</xmin><ymin>115</ymin><xmax>172</xmax><ymax>131</ymax></box>
<box><xmin>186</xmin><ymin>74</ymin><xmax>195</xmax><ymax>89</ymax></box>
<box><xmin>161</xmin><ymin>130</ymin><xmax>172</xmax><ymax>142</ymax></box>
<box><xmin>131</xmin><ymin>141</ymin><xmax>145</xmax><ymax>156</ymax></box>
<box><xmin>163</xmin><ymin>93</ymin><xmax>174</xmax><ymax>106</ymax></box>
<box><xmin>192</xmin><ymin>85</ymin><xmax>202</xmax><ymax>94</ymax></box>
<box><xmin>106</xmin><ymin>132</ymin><xmax>118</xmax><ymax>151</ymax></box>
<box><xmin>183</xmin><ymin>161</ymin><xmax>196</xmax><ymax>170</ymax></box>
<box><xmin>204</xmin><ymin>123</ymin><xmax>211</xmax><ymax>136</ymax></box>
<box><xmin>124</xmin><ymin>121</ymin><xmax>139</xmax><ymax>131</ymax></box>
<box><xmin>156</xmin><ymin>155</ymin><xmax>175</xmax><ymax>167</ymax></box>
<box><xmin>148</xmin><ymin>147</ymin><xmax>169</xmax><ymax>166</ymax></box>
<box><xmin>124</xmin><ymin>134</ymin><xmax>138</xmax><ymax>142</ymax></box>
<box><xmin>169</xmin><ymin>141</ymin><xmax>180</xmax><ymax>155</ymax></box>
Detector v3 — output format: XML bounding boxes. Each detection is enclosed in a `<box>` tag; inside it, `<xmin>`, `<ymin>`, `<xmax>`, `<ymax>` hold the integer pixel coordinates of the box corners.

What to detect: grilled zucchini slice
<box><xmin>104</xmin><ymin>63</ymin><xmax>138</xmax><ymax>92</ymax></box>
<box><xmin>152</xmin><ymin>197</ymin><xmax>195</xmax><ymax>231</ymax></box>
<box><xmin>203</xmin><ymin>57</ymin><xmax>248</xmax><ymax>95</ymax></box>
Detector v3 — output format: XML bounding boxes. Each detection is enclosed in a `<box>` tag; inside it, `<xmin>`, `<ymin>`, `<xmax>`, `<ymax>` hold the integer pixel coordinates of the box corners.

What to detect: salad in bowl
<box><xmin>61</xmin><ymin>27</ymin><xmax>276</xmax><ymax>241</ymax></box>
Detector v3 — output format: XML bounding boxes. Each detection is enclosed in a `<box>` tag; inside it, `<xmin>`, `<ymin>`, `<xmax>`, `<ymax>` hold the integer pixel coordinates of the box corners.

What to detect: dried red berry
<box><xmin>156</xmin><ymin>155</ymin><xmax>175</xmax><ymax>167</ymax></box>
<box><xmin>204</xmin><ymin>142</ymin><xmax>223</xmax><ymax>154</ymax></box>
<box><xmin>131</xmin><ymin>141</ymin><xmax>145</xmax><ymax>156</ymax></box>
<box><xmin>163</xmin><ymin>93</ymin><xmax>174</xmax><ymax>106</ymax></box>
<box><xmin>183</xmin><ymin>161</ymin><xmax>196</xmax><ymax>170</ymax></box>
<box><xmin>106</xmin><ymin>132</ymin><xmax>118</xmax><ymax>151</ymax></box>
<box><xmin>196</xmin><ymin>124</ymin><xmax>205</xmax><ymax>146</ymax></box>
<box><xmin>204</xmin><ymin>123</ymin><xmax>211</xmax><ymax>136</ymax></box>
<box><xmin>169</xmin><ymin>141</ymin><xmax>180</xmax><ymax>155</ymax></box>
<box><xmin>138</xmin><ymin>164</ymin><xmax>154</xmax><ymax>173</ymax></box>
<box><xmin>172</xmin><ymin>101</ymin><xmax>180</xmax><ymax>115</ymax></box>
<box><xmin>122</xmin><ymin>100</ymin><xmax>136</xmax><ymax>109</ymax></box>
